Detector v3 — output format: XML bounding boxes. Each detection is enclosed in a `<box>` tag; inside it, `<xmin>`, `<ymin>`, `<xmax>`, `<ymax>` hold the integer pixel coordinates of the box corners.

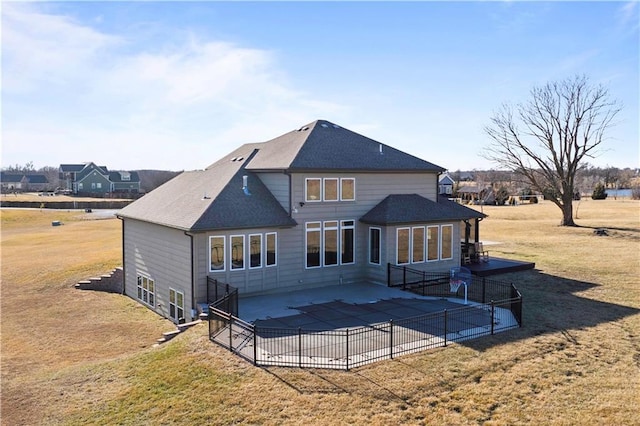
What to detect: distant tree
<box><xmin>2</xmin><ymin>162</ymin><xmax>35</xmax><ymax>173</ymax></box>
<box><xmin>494</xmin><ymin>186</ymin><xmax>510</xmax><ymax>206</ymax></box>
<box><xmin>483</xmin><ymin>75</ymin><xmax>620</xmax><ymax>226</ymax></box>
<box><xmin>592</xmin><ymin>183</ymin><xmax>608</xmax><ymax>200</ymax></box>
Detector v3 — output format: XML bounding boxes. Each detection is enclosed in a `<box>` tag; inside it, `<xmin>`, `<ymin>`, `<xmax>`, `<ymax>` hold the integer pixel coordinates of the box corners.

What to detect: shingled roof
<box><xmin>119</xmin><ymin>119</ymin><xmax>449</xmax><ymax>231</ymax></box>
<box><xmin>118</xmin><ymin>144</ymin><xmax>296</xmax><ymax>231</ymax></box>
<box><xmin>360</xmin><ymin>194</ymin><xmax>485</xmax><ymax>225</ymax></box>
<box><xmin>245</xmin><ymin>120</ymin><xmax>445</xmax><ymax>172</ymax></box>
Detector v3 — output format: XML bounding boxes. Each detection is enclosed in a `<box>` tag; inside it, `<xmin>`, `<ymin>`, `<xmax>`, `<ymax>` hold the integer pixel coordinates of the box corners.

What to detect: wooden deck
<box><xmin>466</xmin><ymin>257</ymin><xmax>535</xmax><ymax>277</ymax></box>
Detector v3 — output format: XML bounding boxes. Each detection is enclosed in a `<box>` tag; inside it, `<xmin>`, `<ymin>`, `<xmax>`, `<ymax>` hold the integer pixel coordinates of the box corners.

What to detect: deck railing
<box><xmin>208</xmin><ymin>267</ymin><xmax>522</xmax><ymax>370</ymax></box>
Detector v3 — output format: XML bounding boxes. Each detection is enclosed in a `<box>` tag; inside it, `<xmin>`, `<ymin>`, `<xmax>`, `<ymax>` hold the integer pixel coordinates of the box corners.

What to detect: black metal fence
<box><xmin>207</xmin><ymin>277</ymin><xmax>238</xmax><ymax>317</ymax></box>
<box><xmin>387</xmin><ymin>264</ymin><xmax>523</xmax><ymax>326</ymax></box>
<box><xmin>208</xmin><ymin>268</ymin><xmax>522</xmax><ymax>370</ymax></box>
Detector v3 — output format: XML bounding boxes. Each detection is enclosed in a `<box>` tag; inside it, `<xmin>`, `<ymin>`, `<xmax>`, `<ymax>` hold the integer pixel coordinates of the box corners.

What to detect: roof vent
<box><xmin>242</xmin><ymin>175</ymin><xmax>251</xmax><ymax>196</ymax></box>
<box><xmin>320</xmin><ymin>123</ymin><xmax>328</xmax><ymax>128</ymax></box>
<box><xmin>379</xmin><ymin>144</ymin><xmax>383</xmax><ymax>154</ymax></box>
<box><xmin>230</xmin><ymin>157</ymin><xmax>237</xmax><ymax>162</ymax></box>
<box><xmin>237</xmin><ymin>156</ymin><xmax>244</xmax><ymax>162</ymax></box>
<box><xmin>332</xmin><ymin>124</ymin><xmax>340</xmax><ymax>129</ymax></box>
<box><xmin>298</xmin><ymin>126</ymin><xmax>310</xmax><ymax>132</ymax></box>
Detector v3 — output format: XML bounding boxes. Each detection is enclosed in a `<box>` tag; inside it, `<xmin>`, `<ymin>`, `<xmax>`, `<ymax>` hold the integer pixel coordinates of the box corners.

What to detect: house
<box><xmin>438</xmin><ymin>173</ymin><xmax>455</xmax><ymax>196</ymax></box>
<box><xmin>456</xmin><ymin>183</ymin><xmax>494</xmax><ymax>204</ymax></box>
<box><xmin>0</xmin><ymin>172</ymin><xmax>49</xmax><ymax>192</ymax></box>
<box><xmin>117</xmin><ymin>120</ymin><xmax>485</xmax><ymax>323</ymax></box>
<box><xmin>59</xmin><ymin>163</ymin><xmax>140</xmax><ymax>194</ymax></box>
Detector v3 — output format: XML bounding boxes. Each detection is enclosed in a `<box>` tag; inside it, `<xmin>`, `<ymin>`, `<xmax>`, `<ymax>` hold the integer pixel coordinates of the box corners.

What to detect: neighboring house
<box><xmin>0</xmin><ymin>172</ymin><xmax>49</xmax><ymax>192</ymax></box>
<box><xmin>117</xmin><ymin>120</ymin><xmax>485</xmax><ymax>323</ymax></box>
<box><xmin>456</xmin><ymin>183</ymin><xmax>494</xmax><ymax>204</ymax></box>
<box><xmin>59</xmin><ymin>163</ymin><xmax>140</xmax><ymax>194</ymax></box>
<box><xmin>438</xmin><ymin>173</ymin><xmax>455</xmax><ymax>196</ymax></box>
<box><xmin>109</xmin><ymin>171</ymin><xmax>141</xmax><ymax>193</ymax></box>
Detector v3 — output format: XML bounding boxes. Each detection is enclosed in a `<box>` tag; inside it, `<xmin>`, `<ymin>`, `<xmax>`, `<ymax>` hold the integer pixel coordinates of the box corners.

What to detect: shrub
<box><xmin>591</xmin><ymin>183</ymin><xmax>608</xmax><ymax>200</ymax></box>
<box><xmin>632</xmin><ymin>186</ymin><xmax>640</xmax><ymax>200</ymax></box>
<box><xmin>495</xmin><ymin>186</ymin><xmax>510</xmax><ymax>206</ymax></box>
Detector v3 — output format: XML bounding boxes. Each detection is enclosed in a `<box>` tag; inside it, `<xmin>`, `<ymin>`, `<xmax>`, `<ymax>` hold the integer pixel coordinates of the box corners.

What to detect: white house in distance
<box><xmin>117</xmin><ymin>120</ymin><xmax>485</xmax><ymax>323</ymax></box>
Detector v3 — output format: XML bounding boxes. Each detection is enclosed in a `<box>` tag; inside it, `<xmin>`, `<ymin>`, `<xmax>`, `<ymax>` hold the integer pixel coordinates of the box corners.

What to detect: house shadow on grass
<box><xmin>458</xmin><ymin>269</ymin><xmax>640</xmax><ymax>351</ymax></box>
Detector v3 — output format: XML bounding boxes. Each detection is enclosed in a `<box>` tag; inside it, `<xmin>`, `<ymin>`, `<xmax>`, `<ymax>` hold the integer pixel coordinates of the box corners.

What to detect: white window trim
<box><xmin>440</xmin><ymin>224</ymin><xmax>454</xmax><ymax>260</ymax></box>
<box><xmin>230</xmin><ymin>235</ymin><xmax>245</xmax><ymax>271</ymax></box>
<box><xmin>369</xmin><ymin>227</ymin><xmax>381</xmax><ymax>265</ymax></box>
<box><xmin>169</xmin><ymin>288</ymin><xmax>185</xmax><ymax>322</ymax></box>
<box><xmin>396</xmin><ymin>227</ymin><xmax>410</xmax><ymax>265</ymax></box>
<box><xmin>323</xmin><ymin>178</ymin><xmax>339</xmax><ymax>202</ymax></box>
<box><xmin>209</xmin><ymin>236</ymin><xmax>226</xmax><ymax>272</ymax></box>
<box><xmin>340</xmin><ymin>178</ymin><xmax>356</xmax><ymax>201</ymax></box>
<box><xmin>266</xmin><ymin>232</ymin><xmax>277</xmax><ymax>267</ymax></box>
<box><xmin>323</xmin><ymin>220</ymin><xmax>339</xmax><ymax>267</ymax></box>
<box><xmin>305</xmin><ymin>178</ymin><xmax>322</xmax><ymax>202</ymax></box>
<box><xmin>426</xmin><ymin>226</ymin><xmax>439</xmax><ymax>262</ymax></box>
<box><xmin>411</xmin><ymin>226</ymin><xmax>425</xmax><ymax>264</ymax></box>
<box><xmin>136</xmin><ymin>274</ymin><xmax>155</xmax><ymax>307</ymax></box>
<box><xmin>305</xmin><ymin>222</ymin><xmax>322</xmax><ymax>269</ymax></box>
<box><xmin>249</xmin><ymin>233</ymin><xmax>262</xmax><ymax>269</ymax></box>
<box><xmin>340</xmin><ymin>220</ymin><xmax>355</xmax><ymax>265</ymax></box>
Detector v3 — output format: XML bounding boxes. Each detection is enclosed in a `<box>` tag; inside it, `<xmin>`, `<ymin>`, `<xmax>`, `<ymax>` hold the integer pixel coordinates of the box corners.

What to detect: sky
<box><xmin>2</xmin><ymin>1</ymin><xmax>638</xmax><ymax>172</ymax></box>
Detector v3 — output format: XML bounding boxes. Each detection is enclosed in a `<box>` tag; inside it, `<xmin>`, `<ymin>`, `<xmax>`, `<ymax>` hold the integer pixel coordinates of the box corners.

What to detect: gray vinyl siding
<box><xmin>256</xmin><ymin>172</ymin><xmax>290</xmax><ymax>212</ymax></box>
<box><xmin>123</xmin><ymin>218</ymin><xmax>192</xmax><ymax>321</ymax></box>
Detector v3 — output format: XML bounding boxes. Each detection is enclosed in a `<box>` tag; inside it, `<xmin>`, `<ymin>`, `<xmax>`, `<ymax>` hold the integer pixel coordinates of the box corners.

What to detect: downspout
<box><xmin>285</xmin><ymin>170</ymin><xmax>293</xmax><ymax>216</ymax></box>
<box><xmin>184</xmin><ymin>231</ymin><xmax>196</xmax><ymax>320</ymax></box>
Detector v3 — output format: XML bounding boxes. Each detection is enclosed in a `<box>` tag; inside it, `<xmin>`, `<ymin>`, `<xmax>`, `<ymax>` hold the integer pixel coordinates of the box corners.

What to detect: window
<box><xmin>169</xmin><ymin>288</ymin><xmax>184</xmax><ymax>322</ymax></box>
<box><xmin>96</xmin><ymin>182</ymin><xmax>102</xmax><ymax>189</ymax></box>
<box><xmin>441</xmin><ymin>225</ymin><xmax>453</xmax><ymax>260</ymax></box>
<box><xmin>369</xmin><ymin>227</ymin><xmax>381</xmax><ymax>265</ymax></box>
<box><xmin>306</xmin><ymin>220</ymin><xmax>355</xmax><ymax>269</ymax></box>
<box><xmin>412</xmin><ymin>226</ymin><xmax>425</xmax><ymax>263</ymax></box>
<box><xmin>266</xmin><ymin>233</ymin><xmax>277</xmax><ymax>266</ymax></box>
<box><xmin>136</xmin><ymin>275</ymin><xmax>155</xmax><ymax>307</ymax></box>
<box><xmin>249</xmin><ymin>234</ymin><xmax>262</xmax><ymax>269</ymax></box>
<box><xmin>341</xmin><ymin>178</ymin><xmax>355</xmax><ymax>201</ymax></box>
<box><xmin>231</xmin><ymin>235</ymin><xmax>245</xmax><ymax>270</ymax></box>
<box><xmin>324</xmin><ymin>178</ymin><xmax>339</xmax><ymax>201</ymax></box>
<box><xmin>91</xmin><ymin>182</ymin><xmax>96</xmax><ymax>189</ymax></box>
<box><xmin>210</xmin><ymin>236</ymin><xmax>225</xmax><ymax>271</ymax></box>
<box><xmin>305</xmin><ymin>178</ymin><xmax>321</xmax><ymax>202</ymax></box>
<box><xmin>324</xmin><ymin>221</ymin><xmax>339</xmax><ymax>266</ymax></box>
<box><xmin>427</xmin><ymin>226</ymin><xmax>439</xmax><ymax>261</ymax></box>
<box><xmin>305</xmin><ymin>177</ymin><xmax>356</xmax><ymax>202</ymax></box>
<box><xmin>341</xmin><ymin>220</ymin><xmax>355</xmax><ymax>264</ymax></box>
<box><xmin>396</xmin><ymin>227</ymin><xmax>410</xmax><ymax>265</ymax></box>
<box><xmin>306</xmin><ymin>222</ymin><xmax>321</xmax><ymax>268</ymax></box>
<box><xmin>78</xmin><ymin>183</ymin><xmax>83</xmax><ymax>190</ymax></box>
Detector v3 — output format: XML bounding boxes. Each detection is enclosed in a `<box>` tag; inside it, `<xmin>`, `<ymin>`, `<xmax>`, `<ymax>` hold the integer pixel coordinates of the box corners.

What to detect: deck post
<box><xmin>443</xmin><ymin>310</ymin><xmax>448</xmax><ymax>347</ymax></box>
<box><xmin>253</xmin><ymin>326</ymin><xmax>257</xmax><ymax>366</ymax></box>
<box><xmin>387</xmin><ymin>263</ymin><xmax>391</xmax><ymax>286</ymax></box>
<box><xmin>490</xmin><ymin>301</ymin><xmax>495</xmax><ymax>335</ymax></box>
<box><xmin>390</xmin><ymin>319</ymin><xmax>394</xmax><ymax>359</ymax></box>
<box><xmin>229</xmin><ymin>315</ymin><xmax>234</xmax><ymax>351</ymax></box>
<box><xmin>345</xmin><ymin>329</ymin><xmax>350</xmax><ymax>371</ymax></box>
<box><xmin>298</xmin><ymin>327</ymin><xmax>302</xmax><ymax>368</ymax></box>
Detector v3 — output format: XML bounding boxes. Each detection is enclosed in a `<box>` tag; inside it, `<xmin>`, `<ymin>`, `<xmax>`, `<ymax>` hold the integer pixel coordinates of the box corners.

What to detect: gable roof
<box><xmin>439</xmin><ymin>174</ymin><xmax>455</xmax><ymax>185</ymax></box>
<box><xmin>118</xmin><ymin>144</ymin><xmax>296</xmax><ymax>231</ymax></box>
<box><xmin>60</xmin><ymin>164</ymin><xmax>86</xmax><ymax>173</ymax></box>
<box><xmin>109</xmin><ymin>171</ymin><xmax>140</xmax><ymax>183</ymax></box>
<box><xmin>1</xmin><ymin>173</ymin><xmax>26</xmax><ymax>183</ymax></box>
<box><xmin>25</xmin><ymin>174</ymin><xmax>48</xmax><ymax>184</ymax></box>
<box><xmin>360</xmin><ymin>194</ymin><xmax>485</xmax><ymax>225</ymax></box>
<box><xmin>245</xmin><ymin>120</ymin><xmax>445</xmax><ymax>172</ymax></box>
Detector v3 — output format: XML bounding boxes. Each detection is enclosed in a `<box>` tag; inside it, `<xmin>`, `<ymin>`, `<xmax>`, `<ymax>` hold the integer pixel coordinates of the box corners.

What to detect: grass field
<box><xmin>1</xmin><ymin>199</ymin><xmax>639</xmax><ymax>425</ymax></box>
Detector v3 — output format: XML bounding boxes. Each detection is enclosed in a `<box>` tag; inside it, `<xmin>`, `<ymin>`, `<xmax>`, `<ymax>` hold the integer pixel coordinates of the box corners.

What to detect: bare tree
<box><xmin>483</xmin><ymin>75</ymin><xmax>620</xmax><ymax>226</ymax></box>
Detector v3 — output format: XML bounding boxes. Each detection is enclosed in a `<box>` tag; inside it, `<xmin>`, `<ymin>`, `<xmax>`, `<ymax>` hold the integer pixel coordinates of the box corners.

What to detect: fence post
<box><xmin>443</xmin><ymin>310</ymin><xmax>447</xmax><ymax>347</ymax></box>
<box><xmin>490</xmin><ymin>300</ymin><xmax>495</xmax><ymax>335</ymax></box>
<box><xmin>390</xmin><ymin>319</ymin><xmax>394</xmax><ymax>360</ymax></box>
<box><xmin>298</xmin><ymin>327</ymin><xmax>302</xmax><ymax>368</ymax></box>
<box><xmin>253</xmin><ymin>326</ymin><xmax>257</xmax><ymax>366</ymax></box>
<box><xmin>403</xmin><ymin>266</ymin><xmax>407</xmax><ymax>290</ymax></box>
<box><xmin>346</xmin><ymin>329</ymin><xmax>350</xmax><ymax>371</ymax></box>
<box><xmin>482</xmin><ymin>278</ymin><xmax>486</xmax><ymax>304</ymax></box>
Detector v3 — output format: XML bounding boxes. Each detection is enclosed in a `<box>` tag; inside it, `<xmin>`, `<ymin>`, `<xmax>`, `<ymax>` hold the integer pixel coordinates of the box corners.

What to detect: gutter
<box><xmin>116</xmin><ymin>215</ymin><xmax>126</xmax><ymax>295</ymax></box>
